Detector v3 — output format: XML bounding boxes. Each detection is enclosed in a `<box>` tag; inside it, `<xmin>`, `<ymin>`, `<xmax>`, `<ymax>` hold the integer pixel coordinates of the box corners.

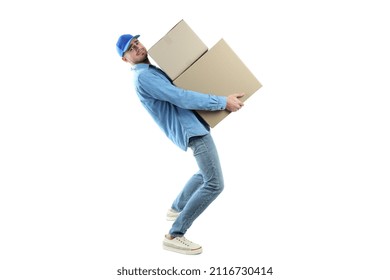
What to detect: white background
<box><xmin>1</xmin><ymin>0</ymin><xmax>389</xmax><ymax>279</ymax></box>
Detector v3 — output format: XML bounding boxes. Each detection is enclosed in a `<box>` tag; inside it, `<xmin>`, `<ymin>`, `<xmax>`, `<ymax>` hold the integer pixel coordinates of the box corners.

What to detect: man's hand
<box><xmin>226</xmin><ymin>93</ymin><xmax>245</xmax><ymax>112</ymax></box>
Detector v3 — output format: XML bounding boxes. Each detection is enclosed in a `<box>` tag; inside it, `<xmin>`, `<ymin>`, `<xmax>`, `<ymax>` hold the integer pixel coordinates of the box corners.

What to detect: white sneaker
<box><xmin>163</xmin><ymin>235</ymin><xmax>203</xmax><ymax>255</ymax></box>
<box><xmin>166</xmin><ymin>208</ymin><xmax>180</xmax><ymax>221</ymax></box>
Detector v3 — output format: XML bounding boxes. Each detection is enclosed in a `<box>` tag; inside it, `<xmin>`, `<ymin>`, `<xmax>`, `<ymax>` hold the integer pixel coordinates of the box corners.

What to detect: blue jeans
<box><xmin>169</xmin><ymin>133</ymin><xmax>224</xmax><ymax>237</ymax></box>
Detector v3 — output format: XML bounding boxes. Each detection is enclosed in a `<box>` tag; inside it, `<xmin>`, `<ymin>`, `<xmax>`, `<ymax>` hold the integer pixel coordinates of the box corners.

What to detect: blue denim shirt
<box><xmin>131</xmin><ymin>63</ymin><xmax>227</xmax><ymax>151</ymax></box>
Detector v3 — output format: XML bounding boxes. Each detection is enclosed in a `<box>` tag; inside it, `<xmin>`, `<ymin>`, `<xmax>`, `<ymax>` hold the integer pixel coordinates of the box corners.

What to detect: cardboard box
<box><xmin>174</xmin><ymin>39</ymin><xmax>262</xmax><ymax>127</ymax></box>
<box><xmin>148</xmin><ymin>20</ymin><xmax>208</xmax><ymax>81</ymax></box>
<box><xmin>148</xmin><ymin>20</ymin><xmax>262</xmax><ymax>127</ymax></box>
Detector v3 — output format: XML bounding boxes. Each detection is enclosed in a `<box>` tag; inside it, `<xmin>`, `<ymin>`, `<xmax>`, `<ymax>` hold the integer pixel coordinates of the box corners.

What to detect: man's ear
<box><xmin>122</xmin><ymin>57</ymin><xmax>128</xmax><ymax>63</ymax></box>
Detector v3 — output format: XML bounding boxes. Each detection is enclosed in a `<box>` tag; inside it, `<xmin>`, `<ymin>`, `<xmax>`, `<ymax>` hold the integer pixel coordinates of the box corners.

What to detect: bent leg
<box><xmin>169</xmin><ymin>134</ymin><xmax>224</xmax><ymax>237</ymax></box>
<box><xmin>171</xmin><ymin>172</ymin><xmax>203</xmax><ymax>212</ymax></box>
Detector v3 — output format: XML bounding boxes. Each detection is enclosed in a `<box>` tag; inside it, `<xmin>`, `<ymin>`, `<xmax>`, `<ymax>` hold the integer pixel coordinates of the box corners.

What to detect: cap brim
<box><xmin>122</xmin><ymin>35</ymin><xmax>140</xmax><ymax>56</ymax></box>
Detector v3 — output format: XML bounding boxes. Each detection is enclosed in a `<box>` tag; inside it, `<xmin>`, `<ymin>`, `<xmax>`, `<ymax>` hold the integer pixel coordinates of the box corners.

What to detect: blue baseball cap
<box><xmin>116</xmin><ymin>34</ymin><xmax>140</xmax><ymax>57</ymax></box>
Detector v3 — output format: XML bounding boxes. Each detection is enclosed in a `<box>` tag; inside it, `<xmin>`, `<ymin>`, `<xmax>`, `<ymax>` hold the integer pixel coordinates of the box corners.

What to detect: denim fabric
<box><xmin>169</xmin><ymin>133</ymin><xmax>224</xmax><ymax>237</ymax></box>
<box><xmin>131</xmin><ymin>63</ymin><xmax>227</xmax><ymax>151</ymax></box>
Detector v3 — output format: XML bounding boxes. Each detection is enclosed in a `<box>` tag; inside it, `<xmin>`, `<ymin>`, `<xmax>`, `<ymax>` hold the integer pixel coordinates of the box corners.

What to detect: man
<box><xmin>116</xmin><ymin>33</ymin><xmax>244</xmax><ymax>255</ymax></box>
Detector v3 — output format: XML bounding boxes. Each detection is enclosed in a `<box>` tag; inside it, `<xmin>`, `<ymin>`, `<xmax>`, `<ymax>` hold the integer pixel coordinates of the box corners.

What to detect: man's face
<box><xmin>122</xmin><ymin>39</ymin><xmax>148</xmax><ymax>64</ymax></box>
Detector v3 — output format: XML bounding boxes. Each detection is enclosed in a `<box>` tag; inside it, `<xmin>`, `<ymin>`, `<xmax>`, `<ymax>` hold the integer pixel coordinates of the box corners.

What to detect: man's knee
<box><xmin>208</xmin><ymin>179</ymin><xmax>224</xmax><ymax>194</ymax></box>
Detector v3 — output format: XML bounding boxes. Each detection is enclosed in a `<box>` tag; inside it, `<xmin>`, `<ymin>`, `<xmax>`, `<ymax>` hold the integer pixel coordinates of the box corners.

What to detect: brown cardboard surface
<box><xmin>148</xmin><ymin>20</ymin><xmax>207</xmax><ymax>81</ymax></box>
<box><xmin>174</xmin><ymin>39</ymin><xmax>262</xmax><ymax>127</ymax></box>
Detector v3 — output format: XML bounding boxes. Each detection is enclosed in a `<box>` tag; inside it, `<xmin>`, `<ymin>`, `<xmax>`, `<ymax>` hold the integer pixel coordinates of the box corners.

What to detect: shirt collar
<box><xmin>131</xmin><ymin>63</ymin><xmax>152</xmax><ymax>71</ymax></box>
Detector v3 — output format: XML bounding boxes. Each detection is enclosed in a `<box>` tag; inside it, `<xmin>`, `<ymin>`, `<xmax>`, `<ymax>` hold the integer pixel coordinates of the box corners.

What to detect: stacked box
<box><xmin>148</xmin><ymin>19</ymin><xmax>262</xmax><ymax>128</ymax></box>
<box><xmin>148</xmin><ymin>20</ymin><xmax>207</xmax><ymax>81</ymax></box>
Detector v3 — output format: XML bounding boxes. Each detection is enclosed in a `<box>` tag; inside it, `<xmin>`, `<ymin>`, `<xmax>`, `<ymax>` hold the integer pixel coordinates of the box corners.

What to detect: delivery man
<box><xmin>116</xmin><ymin>33</ymin><xmax>244</xmax><ymax>255</ymax></box>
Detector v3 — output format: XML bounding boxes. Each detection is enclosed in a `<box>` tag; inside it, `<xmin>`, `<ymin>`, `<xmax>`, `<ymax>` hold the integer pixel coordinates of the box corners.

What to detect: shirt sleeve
<box><xmin>137</xmin><ymin>69</ymin><xmax>227</xmax><ymax>111</ymax></box>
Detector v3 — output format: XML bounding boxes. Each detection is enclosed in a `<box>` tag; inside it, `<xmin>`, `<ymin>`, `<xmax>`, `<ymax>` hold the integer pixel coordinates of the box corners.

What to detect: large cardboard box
<box><xmin>148</xmin><ymin>20</ymin><xmax>262</xmax><ymax>127</ymax></box>
<box><xmin>174</xmin><ymin>39</ymin><xmax>262</xmax><ymax>127</ymax></box>
<box><xmin>148</xmin><ymin>20</ymin><xmax>207</xmax><ymax>81</ymax></box>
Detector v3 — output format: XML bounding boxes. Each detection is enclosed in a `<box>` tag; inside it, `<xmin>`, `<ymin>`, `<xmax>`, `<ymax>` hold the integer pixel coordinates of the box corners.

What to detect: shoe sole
<box><xmin>163</xmin><ymin>244</ymin><xmax>203</xmax><ymax>255</ymax></box>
